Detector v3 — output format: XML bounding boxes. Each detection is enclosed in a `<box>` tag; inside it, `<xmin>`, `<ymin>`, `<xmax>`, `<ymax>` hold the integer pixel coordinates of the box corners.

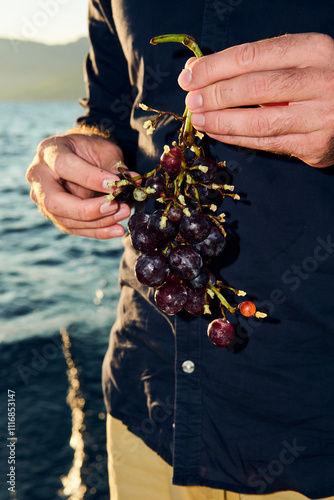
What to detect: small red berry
<box><xmin>207</xmin><ymin>318</ymin><xmax>235</xmax><ymax>347</ymax></box>
<box><xmin>239</xmin><ymin>301</ymin><xmax>256</xmax><ymax>317</ymax></box>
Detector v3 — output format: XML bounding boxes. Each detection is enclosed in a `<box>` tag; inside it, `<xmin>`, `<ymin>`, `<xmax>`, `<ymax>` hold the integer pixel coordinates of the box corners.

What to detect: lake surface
<box><xmin>0</xmin><ymin>102</ymin><xmax>122</xmax><ymax>499</ymax></box>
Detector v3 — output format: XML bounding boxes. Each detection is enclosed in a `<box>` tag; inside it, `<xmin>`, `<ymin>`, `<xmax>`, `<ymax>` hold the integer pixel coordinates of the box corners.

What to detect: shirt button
<box><xmin>182</xmin><ymin>360</ymin><xmax>195</xmax><ymax>373</ymax></box>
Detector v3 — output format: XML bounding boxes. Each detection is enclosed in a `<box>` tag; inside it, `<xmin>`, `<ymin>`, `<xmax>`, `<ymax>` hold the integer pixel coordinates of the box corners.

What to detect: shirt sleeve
<box><xmin>77</xmin><ymin>0</ymin><xmax>138</xmax><ymax>165</ymax></box>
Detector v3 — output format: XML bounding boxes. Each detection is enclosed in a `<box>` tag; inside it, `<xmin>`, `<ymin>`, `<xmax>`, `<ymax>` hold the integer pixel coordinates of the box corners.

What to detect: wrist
<box><xmin>67</xmin><ymin>123</ymin><xmax>114</xmax><ymax>141</ymax></box>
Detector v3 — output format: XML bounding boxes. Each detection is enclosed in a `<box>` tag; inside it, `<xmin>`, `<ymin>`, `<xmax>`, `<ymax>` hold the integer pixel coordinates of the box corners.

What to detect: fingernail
<box><xmin>100</xmin><ymin>201</ymin><xmax>118</xmax><ymax>214</ymax></box>
<box><xmin>191</xmin><ymin>113</ymin><xmax>205</xmax><ymax>127</ymax></box>
<box><xmin>186</xmin><ymin>93</ymin><xmax>203</xmax><ymax>111</ymax></box>
<box><xmin>102</xmin><ymin>179</ymin><xmax>117</xmax><ymax>190</ymax></box>
<box><xmin>113</xmin><ymin>205</ymin><xmax>130</xmax><ymax>222</ymax></box>
<box><xmin>178</xmin><ymin>68</ymin><xmax>192</xmax><ymax>88</ymax></box>
<box><xmin>109</xmin><ymin>225</ymin><xmax>124</xmax><ymax>238</ymax></box>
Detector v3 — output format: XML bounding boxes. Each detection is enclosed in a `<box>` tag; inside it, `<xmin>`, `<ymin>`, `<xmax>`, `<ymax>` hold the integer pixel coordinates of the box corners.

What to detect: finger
<box><xmin>56</xmin><ymin>203</ymin><xmax>131</xmax><ymax>230</ymax></box>
<box><xmin>186</xmin><ymin>67</ymin><xmax>323</xmax><ymax>113</ymax></box>
<box><xmin>39</xmin><ymin>174</ymin><xmax>122</xmax><ymax>221</ymax></box>
<box><xmin>190</xmin><ymin>103</ymin><xmax>321</xmax><ymax>138</ymax></box>
<box><xmin>61</xmin><ymin>133</ymin><xmax>126</xmax><ymax>173</ymax></box>
<box><xmin>43</xmin><ymin>143</ymin><xmax>128</xmax><ymax>193</ymax></box>
<box><xmin>59</xmin><ymin>179</ymin><xmax>97</xmax><ymax>199</ymax></box>
<box><xmin>206</xmin><ymin>132</ymin><xmax>306</xmax><ymax>164</ymax></box>
<box><xmin>58</xmin><ymin>223</ymin><xmax>127</xmax><ymax>240</ymax></box>
<box><xmin>178</xmin><ymin>33</ymin><xmax>334</xmax><ymax>90</ymax></box>
<box><xmin>206</xmin><ymin>130</ymin><xmax>328</xmax><ymax>166</ymax></box>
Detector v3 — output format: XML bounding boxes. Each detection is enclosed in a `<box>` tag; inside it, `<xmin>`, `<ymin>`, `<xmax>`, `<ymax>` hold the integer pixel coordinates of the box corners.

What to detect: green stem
<box><xmin>184</xmin><ymin>110</ymin><xmax>193</xmax><ymax>135</ymax></box>
<box><xmin>151</xmin><ymin>34</ymin><xmax>204</xmax><ymax>157</ymax></box>
<box><xmin>177</xmin><ymin>169</ymin><xmax>187</xmax><ymax>192</ymax></box>
<box><xmin>150</xmin><ymin>34</ymin><xmax>203</xmax><ymax>58</ymax></box>
<box><xmin>207</xmin><ymin>283</ymin><xmax>236</xmax><ymax>314</ymax></box>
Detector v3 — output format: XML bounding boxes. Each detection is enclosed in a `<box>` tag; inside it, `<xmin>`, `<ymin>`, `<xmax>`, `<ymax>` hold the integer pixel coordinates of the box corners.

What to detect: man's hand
<box><xmin>178</xmin><ymin>33</ymin><xmax>334</xmax><ymax>168</ymax></box>
<box><xmin>26</xmin><ymin>132</ymin><xmax>135</xmax><ymax>239</ymax></box>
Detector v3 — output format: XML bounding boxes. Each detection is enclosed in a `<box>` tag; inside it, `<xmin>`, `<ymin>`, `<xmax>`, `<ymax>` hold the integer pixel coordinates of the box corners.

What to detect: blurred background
<box><xmin>0</xmin><ymin>1</ymin><xmax>122</xmax><ymax>498</ymax></box>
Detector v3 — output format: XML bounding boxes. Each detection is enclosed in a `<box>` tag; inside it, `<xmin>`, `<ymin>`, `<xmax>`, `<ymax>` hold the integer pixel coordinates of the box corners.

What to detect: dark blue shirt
<box><xmin>78</xmin><ymin>1</ymin><xmax>334</xmax><ymax>497</ymax></box>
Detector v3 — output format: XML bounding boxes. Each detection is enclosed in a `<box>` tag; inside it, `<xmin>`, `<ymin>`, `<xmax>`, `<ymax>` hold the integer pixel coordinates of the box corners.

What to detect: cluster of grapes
<box><xmin>106</xmin><ymin>34</ymin><xmax>266</xmax><ymax>347</ymax></box>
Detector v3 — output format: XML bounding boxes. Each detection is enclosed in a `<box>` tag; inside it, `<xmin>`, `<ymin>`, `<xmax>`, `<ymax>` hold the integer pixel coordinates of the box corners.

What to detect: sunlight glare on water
<box><xmin>59</xmin><ymin>328</ymin><xmax>87</xmax><ymax>500</ymax></box>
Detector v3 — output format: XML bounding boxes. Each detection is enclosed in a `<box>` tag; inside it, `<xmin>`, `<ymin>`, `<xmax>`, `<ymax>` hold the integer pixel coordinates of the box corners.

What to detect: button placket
<box><xmin>173</xmin><ymin>314</ymin><xmax>202</xmax><ymax>481</ymax></box>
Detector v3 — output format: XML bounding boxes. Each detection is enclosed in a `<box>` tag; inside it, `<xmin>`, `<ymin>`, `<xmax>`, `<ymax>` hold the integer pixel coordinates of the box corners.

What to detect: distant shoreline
<box><xmin>0</xmin><ymin>37</ymin><xmax>89</xmax><ymax>101</ymax></box>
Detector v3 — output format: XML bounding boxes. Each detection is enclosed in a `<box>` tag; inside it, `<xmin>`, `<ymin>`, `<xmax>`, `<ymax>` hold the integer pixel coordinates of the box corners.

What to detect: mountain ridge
<box><xmin>0</xmin><ymin>37</ymin><xmax>90</xmax><ymax>100</ymax></box>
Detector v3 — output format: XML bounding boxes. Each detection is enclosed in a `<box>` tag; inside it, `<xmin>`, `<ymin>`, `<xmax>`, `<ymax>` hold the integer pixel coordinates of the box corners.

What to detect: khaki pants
<box><xmin>107</xmin><ymin>415</ymin><xmax>333</xmax><ymax>500</ymax></box>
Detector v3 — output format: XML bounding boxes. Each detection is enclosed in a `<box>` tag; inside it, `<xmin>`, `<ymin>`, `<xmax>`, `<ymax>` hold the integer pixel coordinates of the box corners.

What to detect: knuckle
<box><xmin>235</xmin><ymin>42</ymin><xmax>258</xmax><ymax>70</ymax></box>
<box><xmin>252</xmin><ymin>113</ymin><xmax>272</xmax><ymax>136</ymax></box>
<box><xmin>311</xmin><ymin>33</ymin><xmax>334</xmax><ymax>55</ymax></box>
<box><xmin>220</xmin><ymin>116</ymin><xmax>235</xmax><ymax>136</ymax></box>
<box><xmin>276</xmin><ymin>134</ymin><xmax>299</xmax><ymax>154</ymax></box>
<box><xmin>283</xmin><ymin>69</ymin><xmax>304</xmax><ymax>94</ymax></box>
<box><xmin>249</xmin><ymin>74</ymin><xmax>269</xmax><ymax>100</ymax></box>
<box><xmin>36</xmin><ymin>136</ymin><xmax>55</xmax><ymax>159</ymax></box>
<box><xmin>30</xmin><ymin>188</ymin><xmax>37</xmax><ymax>203</ymax></box>
<box><xmin>25</xmin><ymin>165</ymin><xmax>35</xmax><ymax>184</ymax></box>
<box><xmin>26</xmin><ymin>161</ymin><xmax>44</xmax><ymax>186</ymax></box>
<box><xmin>201</xmin><ymin>57</ymin><xmax>217</xmax><ymax>83</ymax></box>
<box><xmin>212</xmin><ymin>83</ymin><xmax>226</xmax><ymax>109</ymax></box>
<box><xmin>52</xmin><ymin>155</ymin><xmax>62</xmax><ymax>176</ymax></box>
<box><xmin>92</xmin><ymin>227</ymin><xmax>106</xmax><ymax>239</ymax></box>
<box><xmin>52</xmin><ymin>150</ymin><xmax>70</xmax><ymax>177</ymax></box>
<box><xmin>259</xmin><ymin>135</ymin><xmax>296</xmax><ymax>156</ymax></box>
<box><xmin>77</xmin><ymin>203</ymin><xmax>92</xmax><ymax>222</ymax></box>
<box><xmin>213</xmin><ymin>112</ymin><xmax>230</xmax><ymax>135</ymax></box>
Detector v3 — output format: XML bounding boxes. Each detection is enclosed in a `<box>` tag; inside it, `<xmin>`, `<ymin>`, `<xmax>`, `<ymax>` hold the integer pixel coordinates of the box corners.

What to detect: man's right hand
<box><xmin>26</xmin><ymin>132</ymin><xmax>135</xmax><ymax>239</ymax></box>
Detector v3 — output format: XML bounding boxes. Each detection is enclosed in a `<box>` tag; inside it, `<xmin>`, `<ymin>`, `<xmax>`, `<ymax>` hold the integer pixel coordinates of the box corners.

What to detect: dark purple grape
<box><xmin>184</xmin><ymin>288</ymin><xmax>206</xmax><ymax>316</ymax></box>
<box><xmin>113</xmin><ymin>183</ymin><xmax>134</xmax><ymax>203</ymax></box>
<box><xmin>186</xmin><ymin>269</ymin><xmax>208</xmax><ymax>290</ymax></box>
<box><xmin>168</xmin><ymin>245</ymin><xmax>203</xmax><ymax>280</ymax></box>
<box><xmin>167</xmin><ymin>207</ymin><xmax>183</xmax><ymax>223</ymax></box>
<box><xmin>128</xmin><ymin>212</ymin><xmax>150</xmax><ymax>233</ymax></box>
<box><xmin>207</xmin><ymin>319</ymin><xmax>235</xmax><ymax>347</ymax></box>
<box><xmin>135</xmin><ymin>251</ymin><xmax>169</xmax><ymax>287</ymax></box>
<box><xmin>131</xmin><ymin>225</ymin><xmax>158</xmax><ymax>252</ymax></box>
<box><xmin>147</xmin><ymin>209</ymin><xmax>178</xmax><ymax>242</ymax></box>
<box><xmin>187</xmin><ymin>184</ymin><xmax>222</xmax><ymax>207</ymax></box>
<box><xmin>192</xmin><ymin>157</ymin><xmax>217</xmax><ymax>184</ymax></box>
<box><xmin>195</xmin><ymin>226</ymin><xmax>226</xmax><ymax>260</ymax></box>
<box><xmin>166</xmin><ymin>273</ymin><xmax>180</xmax><ymax>283</ymax></box>
<box><xmin>112</xmin><ymin>173</ymin><xmax>134</xmax><ymax>202</ymax></box>
<box><xmin>207</xmin><ymin>269</ymin><xmax>216</xmax><ymax>286</ymax></box>
<box><xmin>179</xmin><ymin>210</ymin><xmax>211</xmax><ymax>244</ymax></box>
<box><xmin>145</xmin><ymin>176</ymin><xmax>167</xmax><ymax>200</ymax></box>
<box><xmin>187</xmin><ymin>184</ymin><xmax>211</xmax><ymax>205</ymax></box>
<box><xmin>160</xmin><ymin>147</ymin><xmax>183</xmax><ymax>178</ymax></box>
<box><xmin>155</xmin><ymin>281</ymin><xmax>188</xmax><ymax>315</ymax></box>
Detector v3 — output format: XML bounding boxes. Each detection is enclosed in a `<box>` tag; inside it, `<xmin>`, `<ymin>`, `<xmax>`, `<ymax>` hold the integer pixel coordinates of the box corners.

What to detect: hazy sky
<box><xmin>0</xmin><ymin>0</ymin><xmax>89</xmax><ymax>45</ymax></box>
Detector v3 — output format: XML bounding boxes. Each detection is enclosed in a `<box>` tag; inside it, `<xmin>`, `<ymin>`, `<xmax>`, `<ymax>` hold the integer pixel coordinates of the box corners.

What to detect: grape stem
<box><xmin>150</xmin><ymin>34</ymin><xmax>203</xmax><ymax>58</ymax></box>
<box><xmin>207</xmin><ymin>282</ymin><xmax>237</xmax><ymax>314</ymax></box>
<box><xmin>150</xmin><ymin>34</ymin><xmax>203</xmax><ymax>157</ymax></box>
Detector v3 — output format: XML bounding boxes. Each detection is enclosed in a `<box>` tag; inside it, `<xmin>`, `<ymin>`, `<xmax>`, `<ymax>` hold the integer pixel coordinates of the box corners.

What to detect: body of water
<box><xmin>0</xmin><ymin>102</ymin><xmax>123</xmax><ymax>499</ymax></box>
